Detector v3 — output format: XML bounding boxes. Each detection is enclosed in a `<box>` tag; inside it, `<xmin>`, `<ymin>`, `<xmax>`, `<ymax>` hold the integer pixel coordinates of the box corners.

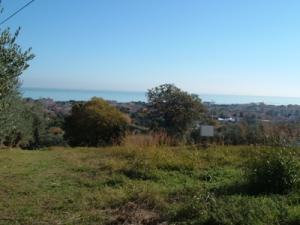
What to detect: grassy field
<box><xmin>0</xmin><ymin>146</ymin><xmax>300</xmax><ymax>225</ymax></box>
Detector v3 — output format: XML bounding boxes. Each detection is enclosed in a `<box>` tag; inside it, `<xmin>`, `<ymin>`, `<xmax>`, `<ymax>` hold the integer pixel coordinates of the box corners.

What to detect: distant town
<box><xmin>27</xmin><ymin>97</ymin><xmax>300</xmax><ymax>124</ymax></box>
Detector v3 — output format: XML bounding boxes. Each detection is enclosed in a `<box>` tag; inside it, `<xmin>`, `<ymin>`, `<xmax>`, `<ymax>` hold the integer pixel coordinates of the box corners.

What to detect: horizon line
<box><xmin>21</xmin><ymin>86</ymin><xmax>300</xmax><ymax>100</ymax></box>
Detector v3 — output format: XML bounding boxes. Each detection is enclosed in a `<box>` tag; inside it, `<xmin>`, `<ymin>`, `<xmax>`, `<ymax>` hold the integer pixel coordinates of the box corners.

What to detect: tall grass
<box><xmin>123</xmin><ymin>132</ymin><xmax>179</xmax><ymax>147</ymax></box>
<box><xmin>1</xmin><ymin>146</ymin><xmax>300</xmax><ymax>224</ymax></box>
<box><xmin>246</xmin><ymin>149</ymin><xmax>300</xmax><ymax>194</ymax></box>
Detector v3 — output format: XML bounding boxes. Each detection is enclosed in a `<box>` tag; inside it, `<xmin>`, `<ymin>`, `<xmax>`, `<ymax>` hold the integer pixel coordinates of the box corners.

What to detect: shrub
<box><xmin>246</xmin><ymin>150</ymin><xmax>300</xmax><ymax>194</ymax></box>
<box><xmin>39</xmin><ymin>132</ymin><xmax>66</xmax><ymax>147</ymax></box>
<box><xmin>64</xmin><ymin>97</ymin><xmax>129</xmax><ymax>147</ymax></box>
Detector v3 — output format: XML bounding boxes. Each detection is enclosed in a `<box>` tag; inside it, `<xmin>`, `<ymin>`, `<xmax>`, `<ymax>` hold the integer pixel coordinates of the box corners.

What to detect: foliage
<box><xmin>0</xmin><ymin>27</ymin><xmax>34</xmax><ymax>101</ymax></box>
<box><xmin>246</xmin><ymin>149</ymin><xmax>300</xmax><ymax>194</ymax></box>
<box><xmin>22</xmin><ymin>103</ymin><xmax>68</xmax><ymax>149</ymax></box>
<box><xmin>64</xmin><ymin>97</ymin><xmax>129</xmax><ymax>147</ymax></box>
<box><xmin>0</xmin><ymin>95</ymin><xmax>28</xmax><ymax>146</ymax></box>
<box><xmin>0</xmin><ymin>18</ymin><xmax>34</xmax><ymax>146</ymax></box>
<box><xmin>147</xmin><ymin>84</ymin><xmax>205</xmax><ymax>140</ymax></box>
<box><xmin>218</xmin><ymin>119</ymin><xmax>265</xmax><ymax>145</ymax></box>
<box><xmin>0</xmin><ymin>97</ymin><xmax>66</xmax><ymax>149</ymax></box>
<box><xmin>38</xmin><ymin>132</ymin><xmax>66</xmax><ymax>148</ymax></box>
<box><xmin>0</xmin><ymin>97</ymin><xmax>41</xmax><ymax>147</ymax></box>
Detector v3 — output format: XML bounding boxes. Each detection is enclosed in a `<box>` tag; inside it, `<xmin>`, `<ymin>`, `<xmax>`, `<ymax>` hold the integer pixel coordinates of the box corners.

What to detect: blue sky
<box><xmin>2</xmin><ymin>0</ymin><xmax>300</xmax><ymax>97</ymax></box>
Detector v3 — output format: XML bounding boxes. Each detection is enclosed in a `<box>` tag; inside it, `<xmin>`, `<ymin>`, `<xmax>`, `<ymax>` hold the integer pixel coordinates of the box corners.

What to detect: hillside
<box><xmin>0</xmin><ymin>146</ymin><xmax>299</xmax><ymax>225</ymax></box>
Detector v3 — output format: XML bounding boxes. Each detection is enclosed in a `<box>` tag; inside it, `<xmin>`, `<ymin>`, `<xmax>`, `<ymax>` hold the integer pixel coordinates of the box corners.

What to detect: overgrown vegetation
<box><xmin>246</xmin><ymin>149</ymin><xmax>300</xmax><ymax>194</ymax></box>
<box><xmin>0</xmin><ymin>146</ymin><xmax>300</xmax><ymax>225</ymax></box>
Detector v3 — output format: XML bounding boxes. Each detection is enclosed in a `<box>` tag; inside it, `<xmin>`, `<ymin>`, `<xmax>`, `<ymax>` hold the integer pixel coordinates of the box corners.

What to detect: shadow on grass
<box><xmin>121</xmin><ymin>169</ymin><xmax>157</xmax><ymax>181</ymax></box>
<box><xmin>212</xmin><ymin>181</ymin><xmax>269</xmax><ymax>196</ymax></box>
<box><xmin>103</xmin><ymin>177</ymin><xmax>125</xmax><ymax>188</ymax></box>
<box><xmin>281</xmin><ymin>219</ymin><xmax>300</xmax><ymax>225</ymax></box>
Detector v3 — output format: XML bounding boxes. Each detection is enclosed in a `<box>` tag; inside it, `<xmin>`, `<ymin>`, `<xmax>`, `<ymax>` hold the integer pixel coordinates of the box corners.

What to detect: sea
<box><xmin>21</xmin><ymin>87</ymin><xmax>300</xmax><ymax>105</ymax></box>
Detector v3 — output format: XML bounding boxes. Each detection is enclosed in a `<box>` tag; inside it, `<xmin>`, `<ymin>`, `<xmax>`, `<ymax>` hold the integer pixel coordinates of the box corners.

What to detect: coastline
<box><xmin>21</xmin><ymin>87</ymin><xmax>300</xmax><ymax>105</ymax></box>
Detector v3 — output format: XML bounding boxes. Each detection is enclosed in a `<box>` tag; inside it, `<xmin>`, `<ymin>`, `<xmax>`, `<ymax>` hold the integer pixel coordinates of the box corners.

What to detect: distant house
<box><xmin>218</xmin><ymin>117</ymin><xmax>236</xmax><ymax>122</ymax></box>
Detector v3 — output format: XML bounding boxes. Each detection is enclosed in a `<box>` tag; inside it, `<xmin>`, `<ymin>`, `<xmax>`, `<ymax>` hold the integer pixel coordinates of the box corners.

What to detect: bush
<box><xmin>246</xmin><ymin>150</ymin><xmax>300</xmax><ymax>194</ymax></box>
<box><xmin>39</xmin><ymin>133</ymin><xmax>66</xmax><ymax>148</ymax></box>
<box><xmin>64</xmin><ymin>97</ymin><xmax>130</xmax><ymax>147</ymax></box>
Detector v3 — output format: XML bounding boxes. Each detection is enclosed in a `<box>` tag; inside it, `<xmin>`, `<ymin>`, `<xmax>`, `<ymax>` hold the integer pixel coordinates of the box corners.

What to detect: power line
<box><xmin>0</xmin><ymin>0</ymin><xmax>36</xmax><ymax>26</ymax></box>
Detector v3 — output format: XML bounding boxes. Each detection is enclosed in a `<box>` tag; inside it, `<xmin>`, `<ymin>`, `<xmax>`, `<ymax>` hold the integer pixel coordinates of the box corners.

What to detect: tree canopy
<box><xmin>147</xmin><ymin>84</ymin><xmax>206</xmax><ymax>139</ymax></box>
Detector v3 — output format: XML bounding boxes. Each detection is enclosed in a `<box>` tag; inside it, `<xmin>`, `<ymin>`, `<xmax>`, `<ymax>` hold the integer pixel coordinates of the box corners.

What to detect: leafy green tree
<box><xmin>0</xmin><ymin>28</ymin><xmax>34</xmax><ymax>100</ymax></box>
<box><xmin>147</xmin><ymin>84</ymin><xmax>205</xmax><ymax>139</ymax></box>
<box><xmin>0</xmin><ymin>99</ymin><xmax>49</xmax><ymax>148</ymax></box>
<box><xmin>64</xmin><ymin>98</ymin><xmax>130</xmax><ymax>147</ymax></box>
<box><xmin>0</xmin><ymin>25</ymin><xmax>34</xmax><ymax>146</ymax></box>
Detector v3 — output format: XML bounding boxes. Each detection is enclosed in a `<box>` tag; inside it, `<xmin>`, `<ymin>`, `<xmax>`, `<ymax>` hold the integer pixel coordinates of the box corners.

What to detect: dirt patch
<box><xmin>111</xmin><ymin>202</ymin><xmax>165</xmax><ymax>225</ymax></box>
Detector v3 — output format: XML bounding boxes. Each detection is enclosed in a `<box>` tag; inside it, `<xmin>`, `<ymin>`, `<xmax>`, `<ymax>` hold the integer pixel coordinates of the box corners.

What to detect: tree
<box><xmin>147</xmin><ymin>84</ymin><xmax>205</xmax><ymax>139</ymax></box>
<box><xmin>0</xmin><ymin>28</ymin><xmax>34</xmax><ymax>101</ymax></box>
<box><xmin>64</xmin><ymin>98</ymin><xmax>130</xmax><ymax>147</ymax></box>
<box><xmin>0</xmin><ymin>96</ymin><xmax>52</xmax><ymax>148</ymax></box>
<box><xmin>0</xmin><ymin>24</ymin><xmax>34</xmax><ymax>146</ymax></box>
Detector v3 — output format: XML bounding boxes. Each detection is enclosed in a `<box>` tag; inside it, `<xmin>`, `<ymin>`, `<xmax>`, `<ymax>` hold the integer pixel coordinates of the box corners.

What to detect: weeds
<box><xmin>246</xmin><ymin>149</ymin><xmax>300</xmax><ymax>194</ymax></box>
<box><xmin>0</xmin><ymin>146</ymin><xmax>300</xmax><ymax>224</ymax></box>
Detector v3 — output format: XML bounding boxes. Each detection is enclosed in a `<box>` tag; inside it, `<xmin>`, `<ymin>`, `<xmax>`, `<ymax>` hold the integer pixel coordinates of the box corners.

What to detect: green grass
<box><xmin>0</xmin><ymin>146</ymin><xmax>299</xmax><ymax>224</ymax></box>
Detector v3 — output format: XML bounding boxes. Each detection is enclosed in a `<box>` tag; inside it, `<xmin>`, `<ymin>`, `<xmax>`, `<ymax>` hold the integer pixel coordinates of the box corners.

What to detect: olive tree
<box><xmin>0</xmin><ymin>24</ymin><xmax>35</xmax><ymax>146</ymax></box>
